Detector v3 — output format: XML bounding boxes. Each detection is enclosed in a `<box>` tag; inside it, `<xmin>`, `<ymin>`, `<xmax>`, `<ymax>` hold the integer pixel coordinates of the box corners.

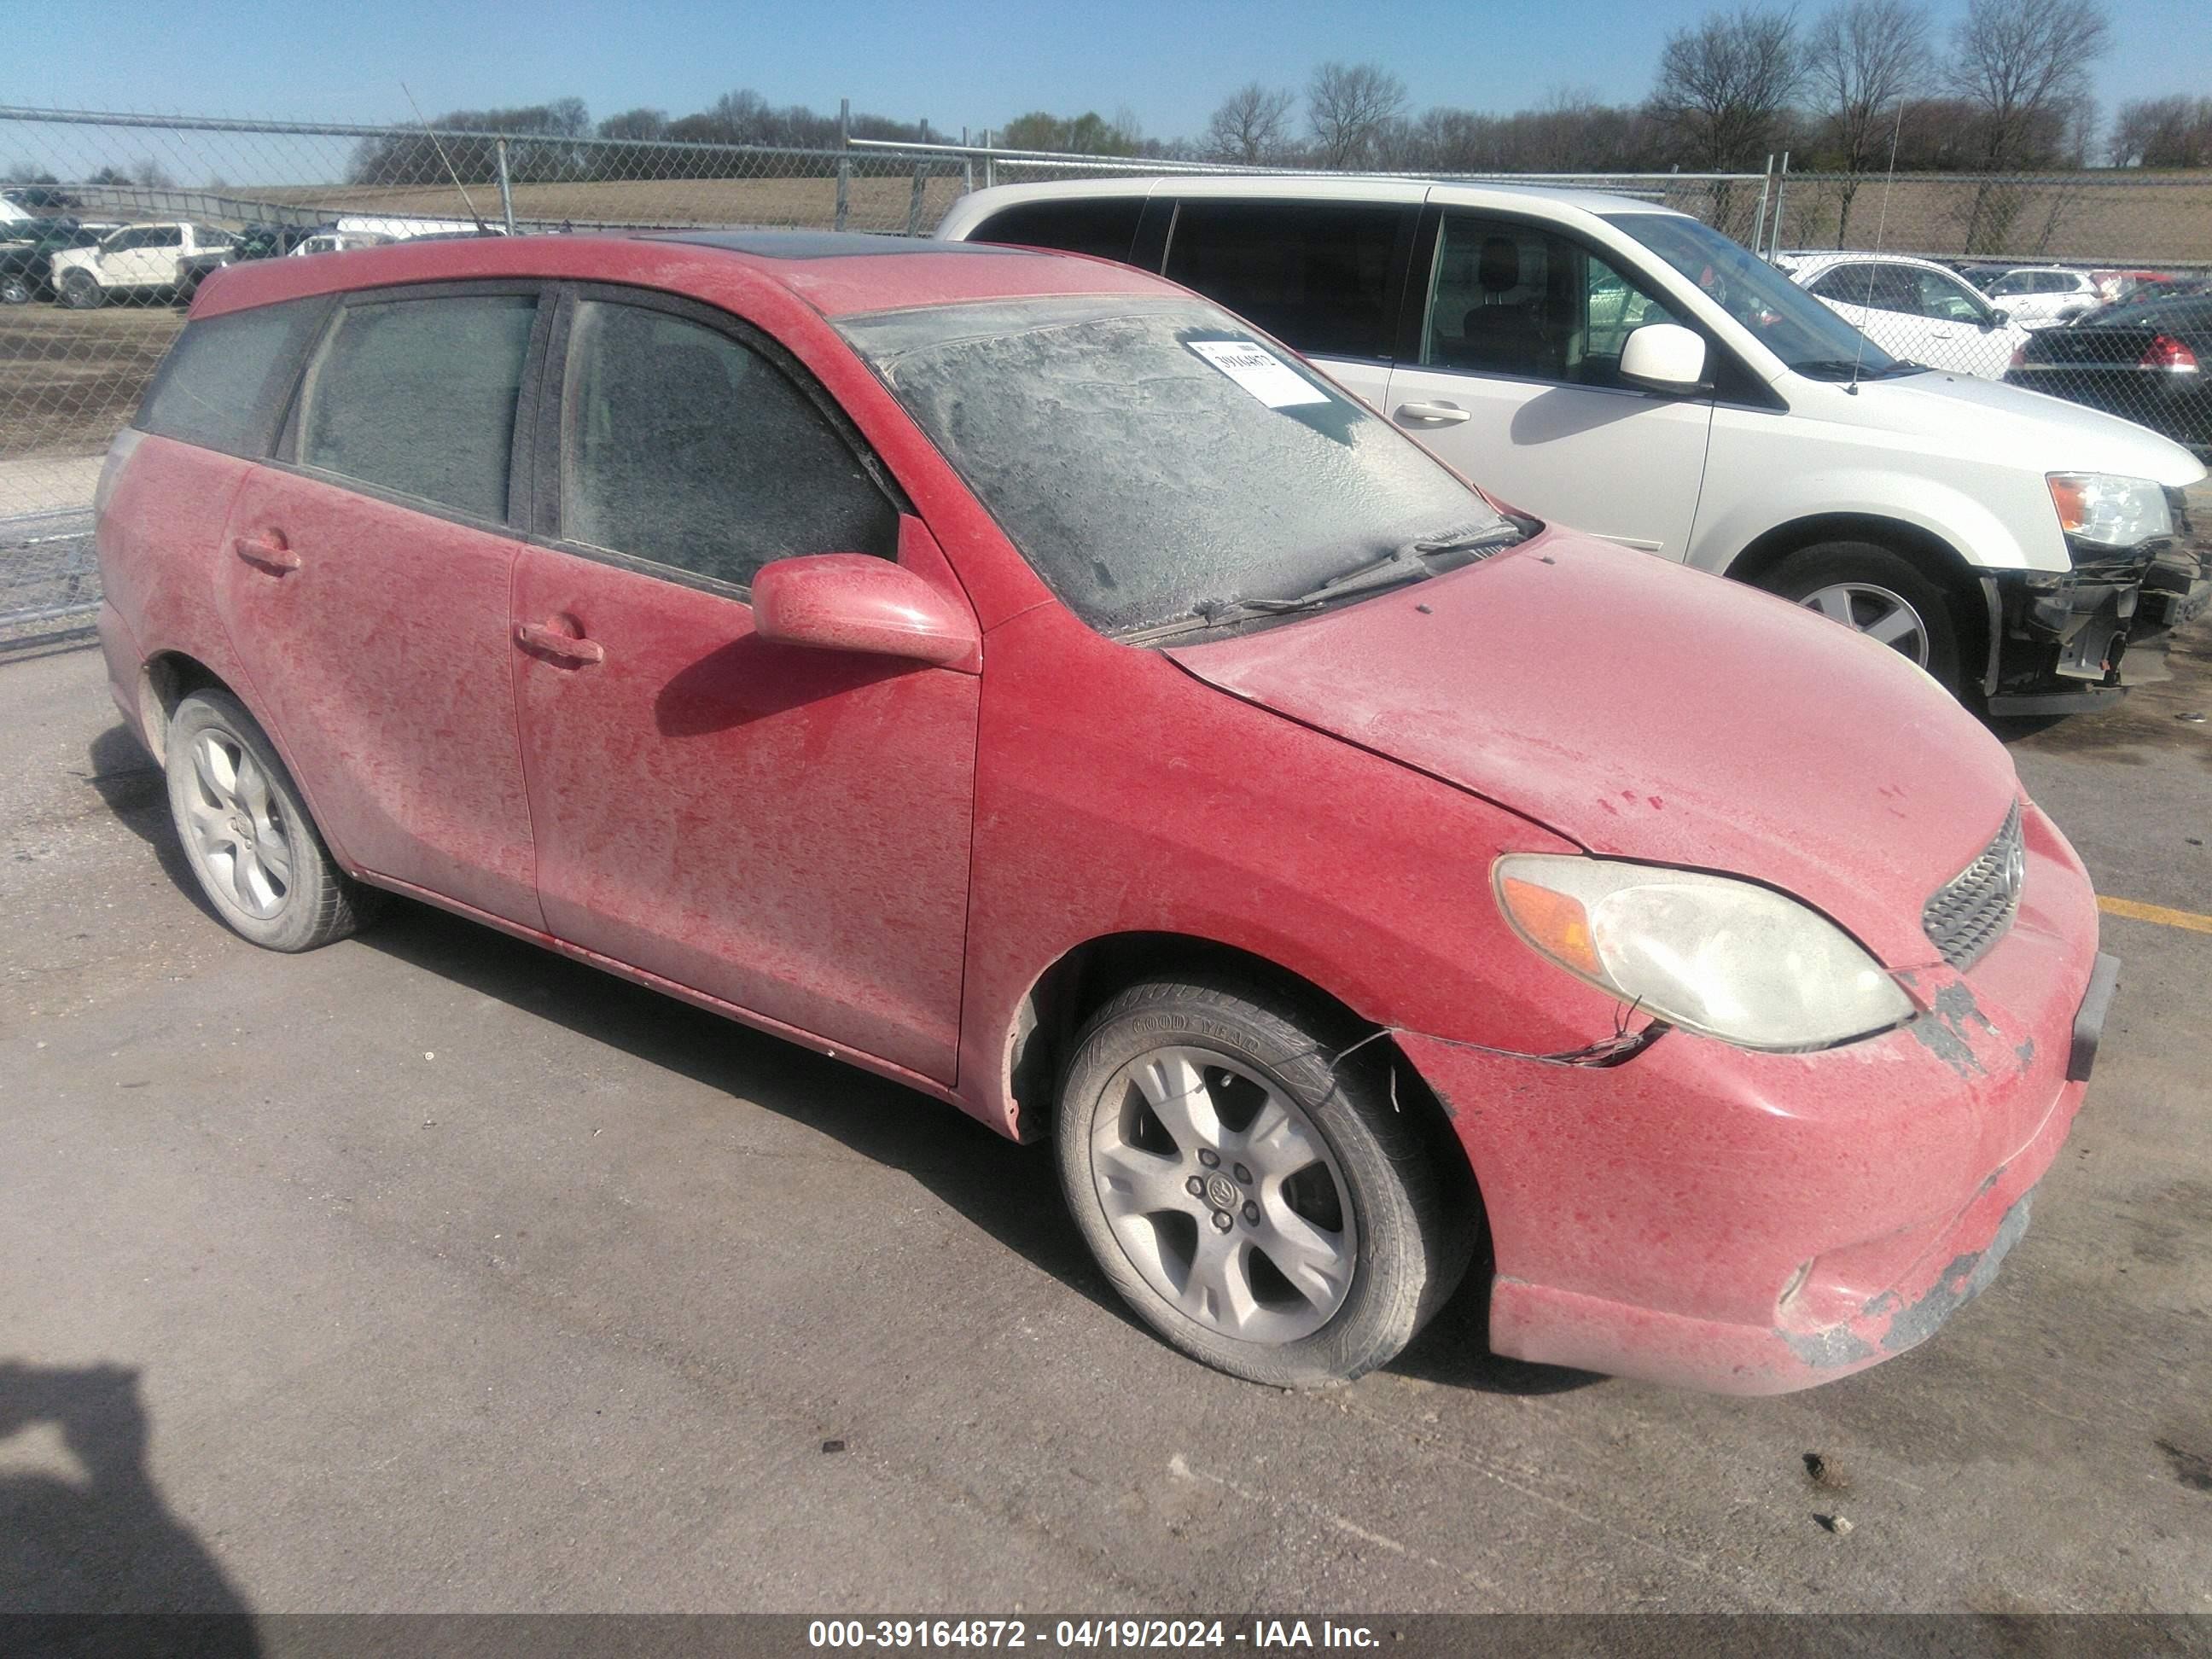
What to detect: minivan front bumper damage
<box><xmin>1980</xmin><ymin>493</ymin><xmax>2212</xmax><ymax>713</ymax></box>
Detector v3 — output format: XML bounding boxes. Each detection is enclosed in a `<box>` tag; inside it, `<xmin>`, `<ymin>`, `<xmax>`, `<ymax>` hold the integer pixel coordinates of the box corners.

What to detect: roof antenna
<box><xmin>400</xmin><ymin>82</ymin><xmax>490</xmax><ymax>232</ymax></box>
<box><xmin>1848</xmin><ymin>99</ymin><xmax>1908</xmax><ymax>395</ymax></box>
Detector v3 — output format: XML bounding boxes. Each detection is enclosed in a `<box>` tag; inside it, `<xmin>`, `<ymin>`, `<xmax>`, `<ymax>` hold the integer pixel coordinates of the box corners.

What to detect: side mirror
<box><xmin>1619</xmin><ymin>323</ymin><xmax>1708</xmax><ymax>395</ymax></box>
<box><xmin>751</xmin><ymin>553</ymin><xmax>979</xmax><ymax>671</ymax></box>
<box><xmin>1985</xmin><ymin>308</ymin><xmax>2011</xmax><ymax>331</ymax></box>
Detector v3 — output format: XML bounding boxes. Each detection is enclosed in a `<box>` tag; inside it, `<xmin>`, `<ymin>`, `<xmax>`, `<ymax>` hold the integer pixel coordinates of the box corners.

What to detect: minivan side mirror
<box><xmin>1619</xmin><ymin>323</ymin><xmax>1709</xmax><ymax>395</ymax></box>
<box><xmin>1984</xmin><ymin>307</ymin><xmax>2011</xmax><ymax>331</ymax></box>
<box><xmin>751</xmin><ymin>553</ymin><xmax>980</xmax><ymax>671</ymax></box>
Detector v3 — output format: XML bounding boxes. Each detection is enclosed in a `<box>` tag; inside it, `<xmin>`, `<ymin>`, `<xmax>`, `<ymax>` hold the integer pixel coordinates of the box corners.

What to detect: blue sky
<box><xmin>14</xmin><ymin>0</ymin><xmax>2210</xmax><ymax>143</ymax></box>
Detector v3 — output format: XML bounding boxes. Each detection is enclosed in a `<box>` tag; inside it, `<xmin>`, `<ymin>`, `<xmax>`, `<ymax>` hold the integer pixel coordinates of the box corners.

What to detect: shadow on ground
<box><xmin>0</xmin><ymin>1359</ymin><xmax>259</xmax><ymax>1640</ymax></box>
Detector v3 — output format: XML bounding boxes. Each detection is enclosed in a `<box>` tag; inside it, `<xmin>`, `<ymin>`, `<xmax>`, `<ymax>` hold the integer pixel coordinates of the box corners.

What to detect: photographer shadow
<box><xmin>0</xmin><ymin>1359</ymin><xmax>259</xmax><ymax>1647</ymax></box>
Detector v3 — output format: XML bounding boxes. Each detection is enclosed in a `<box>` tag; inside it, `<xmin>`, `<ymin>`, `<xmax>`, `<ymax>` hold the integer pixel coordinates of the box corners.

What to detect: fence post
<box><xmin>494</xmin><ymin>138</ymin><xmax>516</xmax><ymax>235</ymax></box>
<box><xmin>982</xmin><ymin>130</ymin><xmax>995</xmax><ymax>190</ymax></box>
<box><xmin>1750</xmin><ymin>154</ymin><xmax>1773</xmax><ymax>253</ymax></box>
<box><xmin>835</xmin><ymin>98</ymin><xmax>851</xmax><ymax>233</ymax></box>
<box><xmin>906</xmin><ymin>159</ymin><xmax>930</xmax><ymax>236</ymax></box>
<box><xmin>1769</xmin><ymin>151</ymin><xmax>1790</xmax><ymax>258</ymax></box>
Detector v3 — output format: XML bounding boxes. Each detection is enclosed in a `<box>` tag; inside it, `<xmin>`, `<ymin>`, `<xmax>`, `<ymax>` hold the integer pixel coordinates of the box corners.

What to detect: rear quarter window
<box><xmin>970</xmin><ymin>197</ymin><xmax>1145</xmax><ymax>264</ymax></box>
<box><xmin>1163</xmin><ymin>200</ymin><xmax>1407</xmax><ymax>362</ymax></box>
<box><xmin>134</xmin><ymin>298</ymin><xmax>328</xmax><ymax>459</ymax></box>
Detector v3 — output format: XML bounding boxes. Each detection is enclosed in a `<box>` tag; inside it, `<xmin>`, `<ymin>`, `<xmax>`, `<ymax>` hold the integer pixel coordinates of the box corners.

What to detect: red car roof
<box><xmin>191</xmin><ymin>229</ymin><xmax>1176</xmax><ymax>322</ymax></box>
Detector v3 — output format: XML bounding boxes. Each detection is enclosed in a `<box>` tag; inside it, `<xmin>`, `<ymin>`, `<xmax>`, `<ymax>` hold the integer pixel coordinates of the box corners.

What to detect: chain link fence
<box><xmin>3</xmin><ymin>104</ymin><xmax>2209</xmax><ymax>644</ymax></box>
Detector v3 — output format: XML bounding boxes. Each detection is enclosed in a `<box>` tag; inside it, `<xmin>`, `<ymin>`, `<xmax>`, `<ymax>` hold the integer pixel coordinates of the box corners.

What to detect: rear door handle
<box><xmin>1394</xmin><ymin>401</ymin><xmax>1471</xmax><ymax>425</ymax></box>
<box><xmin>515</xmin><ymin>620</ymin><xmax>606</xmax><ymax>667</ymax></box>
<box><xmin>233</xmin><ymin>533</ymin><xmax>300</xmax><ymax>573</ymax></box>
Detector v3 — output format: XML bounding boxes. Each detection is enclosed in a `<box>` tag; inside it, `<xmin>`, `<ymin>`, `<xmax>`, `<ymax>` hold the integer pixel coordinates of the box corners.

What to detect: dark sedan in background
<box><xmin>0</xmin><ymin>218</ymin><xmax>105</xmax><ymax>304</ymax></box>
<box><xmin>2008</xmin><ymin>286</ymin><xmax>2212</xmax><ymax>455</ymax></box>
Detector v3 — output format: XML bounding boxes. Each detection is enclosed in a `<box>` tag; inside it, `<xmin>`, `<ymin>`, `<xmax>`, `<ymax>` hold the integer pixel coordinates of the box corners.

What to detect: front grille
<box><xmin>1923</xmin><ymin>804</ymin><xmax>2025</xmax><ymax>972</ymax></box>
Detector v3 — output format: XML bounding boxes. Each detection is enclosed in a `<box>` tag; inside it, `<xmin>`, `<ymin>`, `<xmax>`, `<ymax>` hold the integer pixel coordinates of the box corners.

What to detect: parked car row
<box><xmin>98</xmin><ymin>226</ymin><xmax>2134</xmax><ymax>1400</ymax></box>
<box><xmin>937</xmin><ymin>178</ymin><xmax>2208</xmax><ymax>713</ymax></box>
<box><xmin>0</xmin><ymin>213</ymin><xmax>508</xmax><ymax>308</ymax></box>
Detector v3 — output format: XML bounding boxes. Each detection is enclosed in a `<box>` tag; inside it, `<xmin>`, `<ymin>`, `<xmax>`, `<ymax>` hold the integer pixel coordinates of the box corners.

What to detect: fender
<box><xmin>1691</xmin><ymin>463</ymin><xmax>2064</xmax><ymax>583</ymax></box>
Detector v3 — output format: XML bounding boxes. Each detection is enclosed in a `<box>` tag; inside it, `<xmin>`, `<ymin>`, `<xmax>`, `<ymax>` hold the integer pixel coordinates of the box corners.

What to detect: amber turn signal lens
<box><xmin>1498</xmin><ymin>876</ymin><xmax>1601</xmax><ymax>977</ymax></box>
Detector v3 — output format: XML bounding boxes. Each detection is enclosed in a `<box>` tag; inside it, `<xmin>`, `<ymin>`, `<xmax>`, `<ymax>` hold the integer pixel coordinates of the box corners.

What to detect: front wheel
<box><xmin>1056</xmin><ymin>975</ymin><xmax>1470</xmax><ymax>1388</ymax></box>
<box><xmin>1757</xmin><ymin>541</ymin><xmax>1965</xmax><ymax>696</ymax></box>
<box><xmin>58</xmin><ymin>270</ymin><xmax>103</xmax><ymax>310</ymax></box>
<box><xmin>0</xmin><ymin>274</ymin><xmax>30</xmax><ymax>306</ymax></box>
<box><xmin>164</xmin><ymin>690</ymin><xmax>378</xmax><ymax>952</ymax></box>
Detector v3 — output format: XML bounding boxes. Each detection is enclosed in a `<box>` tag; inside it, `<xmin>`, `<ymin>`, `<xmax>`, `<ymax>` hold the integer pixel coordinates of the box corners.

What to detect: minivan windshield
<box><xmin>839</xmin><ymin>296</ymin><xmax>1508</xmax><ymax>637</ymax></box>
<box><xmin>1604</xmin><ymin>213</ymin><xmax>1911</xmax><ymax>381</ymax></box>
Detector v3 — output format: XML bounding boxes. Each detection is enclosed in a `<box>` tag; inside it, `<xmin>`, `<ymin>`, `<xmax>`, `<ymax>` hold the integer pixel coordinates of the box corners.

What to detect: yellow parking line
<box><xmin>2098</xmin><ymin>895</ymin><xmax>2212</xmax><ymax>935</ymax></box>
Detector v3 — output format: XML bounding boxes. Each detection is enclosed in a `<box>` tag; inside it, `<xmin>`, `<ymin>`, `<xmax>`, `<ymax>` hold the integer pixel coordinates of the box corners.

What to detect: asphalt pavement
<box><xmin>1</xmin><ymin>629</ymin><xmax>2208</xmax><ymax>1616</ymax></box>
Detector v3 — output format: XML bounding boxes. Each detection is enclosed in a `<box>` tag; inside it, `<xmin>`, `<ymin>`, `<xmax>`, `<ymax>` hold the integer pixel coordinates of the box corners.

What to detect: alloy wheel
<box><xmin>1798</xmin><ymin>581</ymin><xmax>1932</xmax><ymax>667</ymax></box>
<box><xmin>1091</xmin><ymin>1045</ymin><xmax>1356</xmax><ymax>1344</ymax></box>
<box><xmin>179</xmin><ymin>728</ymin><xmax>295</xmax><ymax>920</ymax></box>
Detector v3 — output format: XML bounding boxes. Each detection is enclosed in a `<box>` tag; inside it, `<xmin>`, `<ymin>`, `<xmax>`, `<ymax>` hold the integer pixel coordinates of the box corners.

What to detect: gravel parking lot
<box><xmin>2</xmin><ymin>621</ymin><xmax>2208</xmax><ymax>1617</ymax></box>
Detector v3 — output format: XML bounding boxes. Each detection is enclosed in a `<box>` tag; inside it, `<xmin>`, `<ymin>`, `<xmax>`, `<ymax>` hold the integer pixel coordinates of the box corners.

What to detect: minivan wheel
<box><xmin>1056</xmin><ymin>975</ymin><xmax>1469</xmax><ymax>1388</ymax></box>
<box><xmin>1759</xmin><ymin>541</ymin><xmax>1963</xmax><ymax>694</ymax></box>
<box><xmin>165</xmin><ymin>690</ymin><xmax>377</xmax><ymax>952</ymax></box>
<box><xmin>58</xmin><ymin>270</ymin><xmax>103</xmax><ymax>310</ymax></box>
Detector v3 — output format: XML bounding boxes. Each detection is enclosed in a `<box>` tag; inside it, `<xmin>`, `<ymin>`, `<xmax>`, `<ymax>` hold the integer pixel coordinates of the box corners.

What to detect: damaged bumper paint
<box><xmin>1396</xmin><ymin>798</ymin><xmax>2103</xmax><ymax>1395</ymax></box>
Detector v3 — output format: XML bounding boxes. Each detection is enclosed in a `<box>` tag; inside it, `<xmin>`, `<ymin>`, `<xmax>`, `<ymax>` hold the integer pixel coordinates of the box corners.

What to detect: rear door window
<box><xmin>556</xmin><ymin>297</ymin><xmax>897</xmax><ymax>591</ymax></box>
<box><xmin>972</xmin><ymin>197</ymin><xmax>1145</xmax><ymax>264</ymax></box>
<box><xmin>1163</xmin><ymin>200</ymin><xmax>1408</xmax><ymax>361</ymax></box>
<box><xmin>294</xmin><ymin>292</ymin><xmax>538</xmax><ymax>521</ymax></box>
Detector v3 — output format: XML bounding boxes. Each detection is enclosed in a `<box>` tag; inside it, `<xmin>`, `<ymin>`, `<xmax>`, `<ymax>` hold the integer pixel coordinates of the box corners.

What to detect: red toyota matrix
<box><xmin>95</xmin><ymin>231</ymin><xmax>2116</xmax><ymax>1393</ymax></box>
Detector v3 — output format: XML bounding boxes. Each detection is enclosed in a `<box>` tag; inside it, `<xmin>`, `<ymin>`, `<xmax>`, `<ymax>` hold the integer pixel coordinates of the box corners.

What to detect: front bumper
<box><xmin>1980</xmin><ymin>493</ymin><xmax>2212</xmax><ymax>712</ymax></box>
<box><xmin>1400</xmin><ymin>799</ymin><xmax>2104</xmax><ymax>1394</ymax></box>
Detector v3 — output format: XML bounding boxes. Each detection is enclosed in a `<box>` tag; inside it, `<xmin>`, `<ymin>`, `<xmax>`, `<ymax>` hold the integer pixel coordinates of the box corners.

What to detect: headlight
<box><xmin>1493</xmin><ymin>856</ymin><xmax>1913</xmax><ymax>1052</ymax></box>
<box><xmin>2047</xmin><ymin>472</ymin><xmax>2171</xmax><ymax>551</ymax></box>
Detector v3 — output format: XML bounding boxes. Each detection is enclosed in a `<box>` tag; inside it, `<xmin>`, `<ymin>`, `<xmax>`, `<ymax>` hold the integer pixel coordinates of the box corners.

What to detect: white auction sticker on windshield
<box><xmin>1186</xmin><ymin>340</ymin><xmax>1331</xmax><ymax>409</ymax></box>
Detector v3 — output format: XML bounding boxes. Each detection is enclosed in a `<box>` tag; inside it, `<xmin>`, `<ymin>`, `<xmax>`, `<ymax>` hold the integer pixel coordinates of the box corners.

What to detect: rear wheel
<box><xmin>1757</xmin><ymin>541</ymin><xmax>1965</xmax><ymax>695</ymax></box>
<box><xmin>0</xmin><ymin>274</ymin><xmax>30</xmax><ymax>306</ymax></box>
<box><xmin>164</xmin><ymin>690</ymin><xmax>377</xmax><ymax>952</ymax></box>
<box><xmin>58</xmin><ymin>269</ymin><xmax>103</xmax><ymax>310</ymax></box>
<box><xmin>1056</xmin><ymin>974</ymin><xmax>1470</xmax><ymax>1388</ymax></box>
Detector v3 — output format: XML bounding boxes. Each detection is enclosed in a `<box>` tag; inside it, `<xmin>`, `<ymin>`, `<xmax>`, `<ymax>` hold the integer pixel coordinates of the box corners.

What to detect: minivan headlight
<box><xmin>2047</xmin><ymin>472</ymin><xmax>2171</xmax><ymax>552</ymax></box>
<box><xmin>1493</xmin><ymin>856</ymin><xmax>1913</xmax><ymax>1051</ymax></box>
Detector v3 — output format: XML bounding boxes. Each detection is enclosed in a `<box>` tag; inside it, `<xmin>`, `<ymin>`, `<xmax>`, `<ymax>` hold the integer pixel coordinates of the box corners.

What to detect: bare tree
<box><xmin>1205</xmin><ymin>84</ymin><xmax>1298</xmax><ymax>165</ymax></box>
<box><xmin>1945</xmin><ymin>0</ymin><xmax>2110</xmax><ymax>249</ymax></box>
<box><xmin>597</xmin><ymin>108</ymin><xmax>669</xmax><ymax>143</ymax></box>
<box><xmin>1806</xmin><ymin>0</ymin><xmax>1930</xmax><ymax>242</ymax></box>
<box><xmin>2107</xmin><ymin>94</ymin><xmax>2212</xmax><ymax>167</ymax></box>
<box><xmin>1307</xmin><ymin>61</ymin><xmax>1409</xmax><ymax>168</ymax></box>
<box><xmin>1650</xmin><ymin>7</ymin><xmax>1807</xmax><ymax>170</ymax></box>
<box><xmin>1947</xmin><ymin>0</ymin><xmax>2110</xmax><ymax>166</ymax></box>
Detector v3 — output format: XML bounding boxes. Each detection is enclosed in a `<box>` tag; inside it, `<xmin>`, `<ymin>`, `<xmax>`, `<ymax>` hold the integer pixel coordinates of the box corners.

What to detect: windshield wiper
<box><xmin>1121</xmin><ymin>522</ymin><xmax>1528</xmax><ymax>644</ymax></box>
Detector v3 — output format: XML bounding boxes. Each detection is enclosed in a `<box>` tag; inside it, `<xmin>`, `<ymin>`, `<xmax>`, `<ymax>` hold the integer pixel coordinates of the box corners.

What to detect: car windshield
<box><xmin>838</xmin><ymin>295</ymin><xmax>1505</xmax><ymax>637</ymax></box>
<box><xmin>1603</xmin><ymin>213</ymin><xmax>1907</xmax><ymax>380</ymax></box>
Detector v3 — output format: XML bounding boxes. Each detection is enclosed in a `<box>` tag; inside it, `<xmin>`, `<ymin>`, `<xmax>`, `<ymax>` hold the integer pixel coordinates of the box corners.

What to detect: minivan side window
<box><xmin>558</xmin><ymin>299</ymin><xmax>897</xmax><ymax>591</ymax></box>
<box><xmin>136</xmin><ymin>298</ymin><xmax>327</xmax><ymax>458</ymax></box>
<box><xmin>974</xmin><ymin>197</ymin><xmax>1145</xmax><ymax>264</ymax></box>
<box><xmin>295</xmin><ymin>293</ymin><xmax>538</xmax><ymax>521</ymax></box>
<box><xmin>1163</xmin><ymin>200</ymin><xmax>1405</xmax><ymax>361</ymax></box>
<box><xmin>1423</xmin><ymin>214</ymin><xmax>1685</xmax><ymax>388</ymax></box>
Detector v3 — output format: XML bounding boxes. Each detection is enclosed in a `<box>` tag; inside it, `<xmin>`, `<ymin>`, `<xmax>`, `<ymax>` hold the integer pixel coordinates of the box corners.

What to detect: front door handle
<box><xmin>233</xmin><ymin>533</ymin><xmax>300</xmax><ymax>574</ymax></box>
<box><xmin>1394</xmin><ymin>401</ymin><xmax>1471</xmax><ymax>425</ymax></box>
<box><xmin>515</xmin><ymin>620</ymin><xmax>606</xmax><ymax>667</ymax></box>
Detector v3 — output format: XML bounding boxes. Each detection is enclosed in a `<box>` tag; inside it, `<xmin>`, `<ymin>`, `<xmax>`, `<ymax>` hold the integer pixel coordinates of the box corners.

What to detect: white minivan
<box><xmin>938</xmin><ymin>178</ymin><xmax>2209</xmax><ymax>712</ymax></box>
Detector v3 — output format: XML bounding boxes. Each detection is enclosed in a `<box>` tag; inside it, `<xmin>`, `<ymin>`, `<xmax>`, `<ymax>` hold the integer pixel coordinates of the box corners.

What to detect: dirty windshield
<box><xmin>838</xmin><ymin>296</ymin><xmax>1502</xmax><ymax>637</ymax></box>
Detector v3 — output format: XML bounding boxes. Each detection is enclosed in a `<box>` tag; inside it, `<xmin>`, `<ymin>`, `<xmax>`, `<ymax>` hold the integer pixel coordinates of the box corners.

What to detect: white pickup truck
<box><xmin>49</xmin><ymin>222</ymin><xmax>234</xmax><ymax>308</ymax></box>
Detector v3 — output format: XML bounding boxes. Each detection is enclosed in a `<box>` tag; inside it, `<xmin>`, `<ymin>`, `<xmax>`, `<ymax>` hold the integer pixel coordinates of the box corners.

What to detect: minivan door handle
<box><xmin>1394</xmin><ymin>401</ymin><xmax>1472</xmax><ymax>425</ymax></box>
<box><xmin>233</xmin><ymin>533</ymin><xmax>300</xmax><ymax>574</ymax></box>
<box><xmin>515</xmin><ymin>620</ymin><xmax>606</xmax><ymax>667</ymax></box>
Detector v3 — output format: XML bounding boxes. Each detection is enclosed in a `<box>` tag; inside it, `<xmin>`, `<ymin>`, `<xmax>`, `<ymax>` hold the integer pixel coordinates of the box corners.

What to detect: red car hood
<box><xmin>1165</xmin><ymin>532</ymin><xmax>2020</xmax><ymax>969</ymax></box>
